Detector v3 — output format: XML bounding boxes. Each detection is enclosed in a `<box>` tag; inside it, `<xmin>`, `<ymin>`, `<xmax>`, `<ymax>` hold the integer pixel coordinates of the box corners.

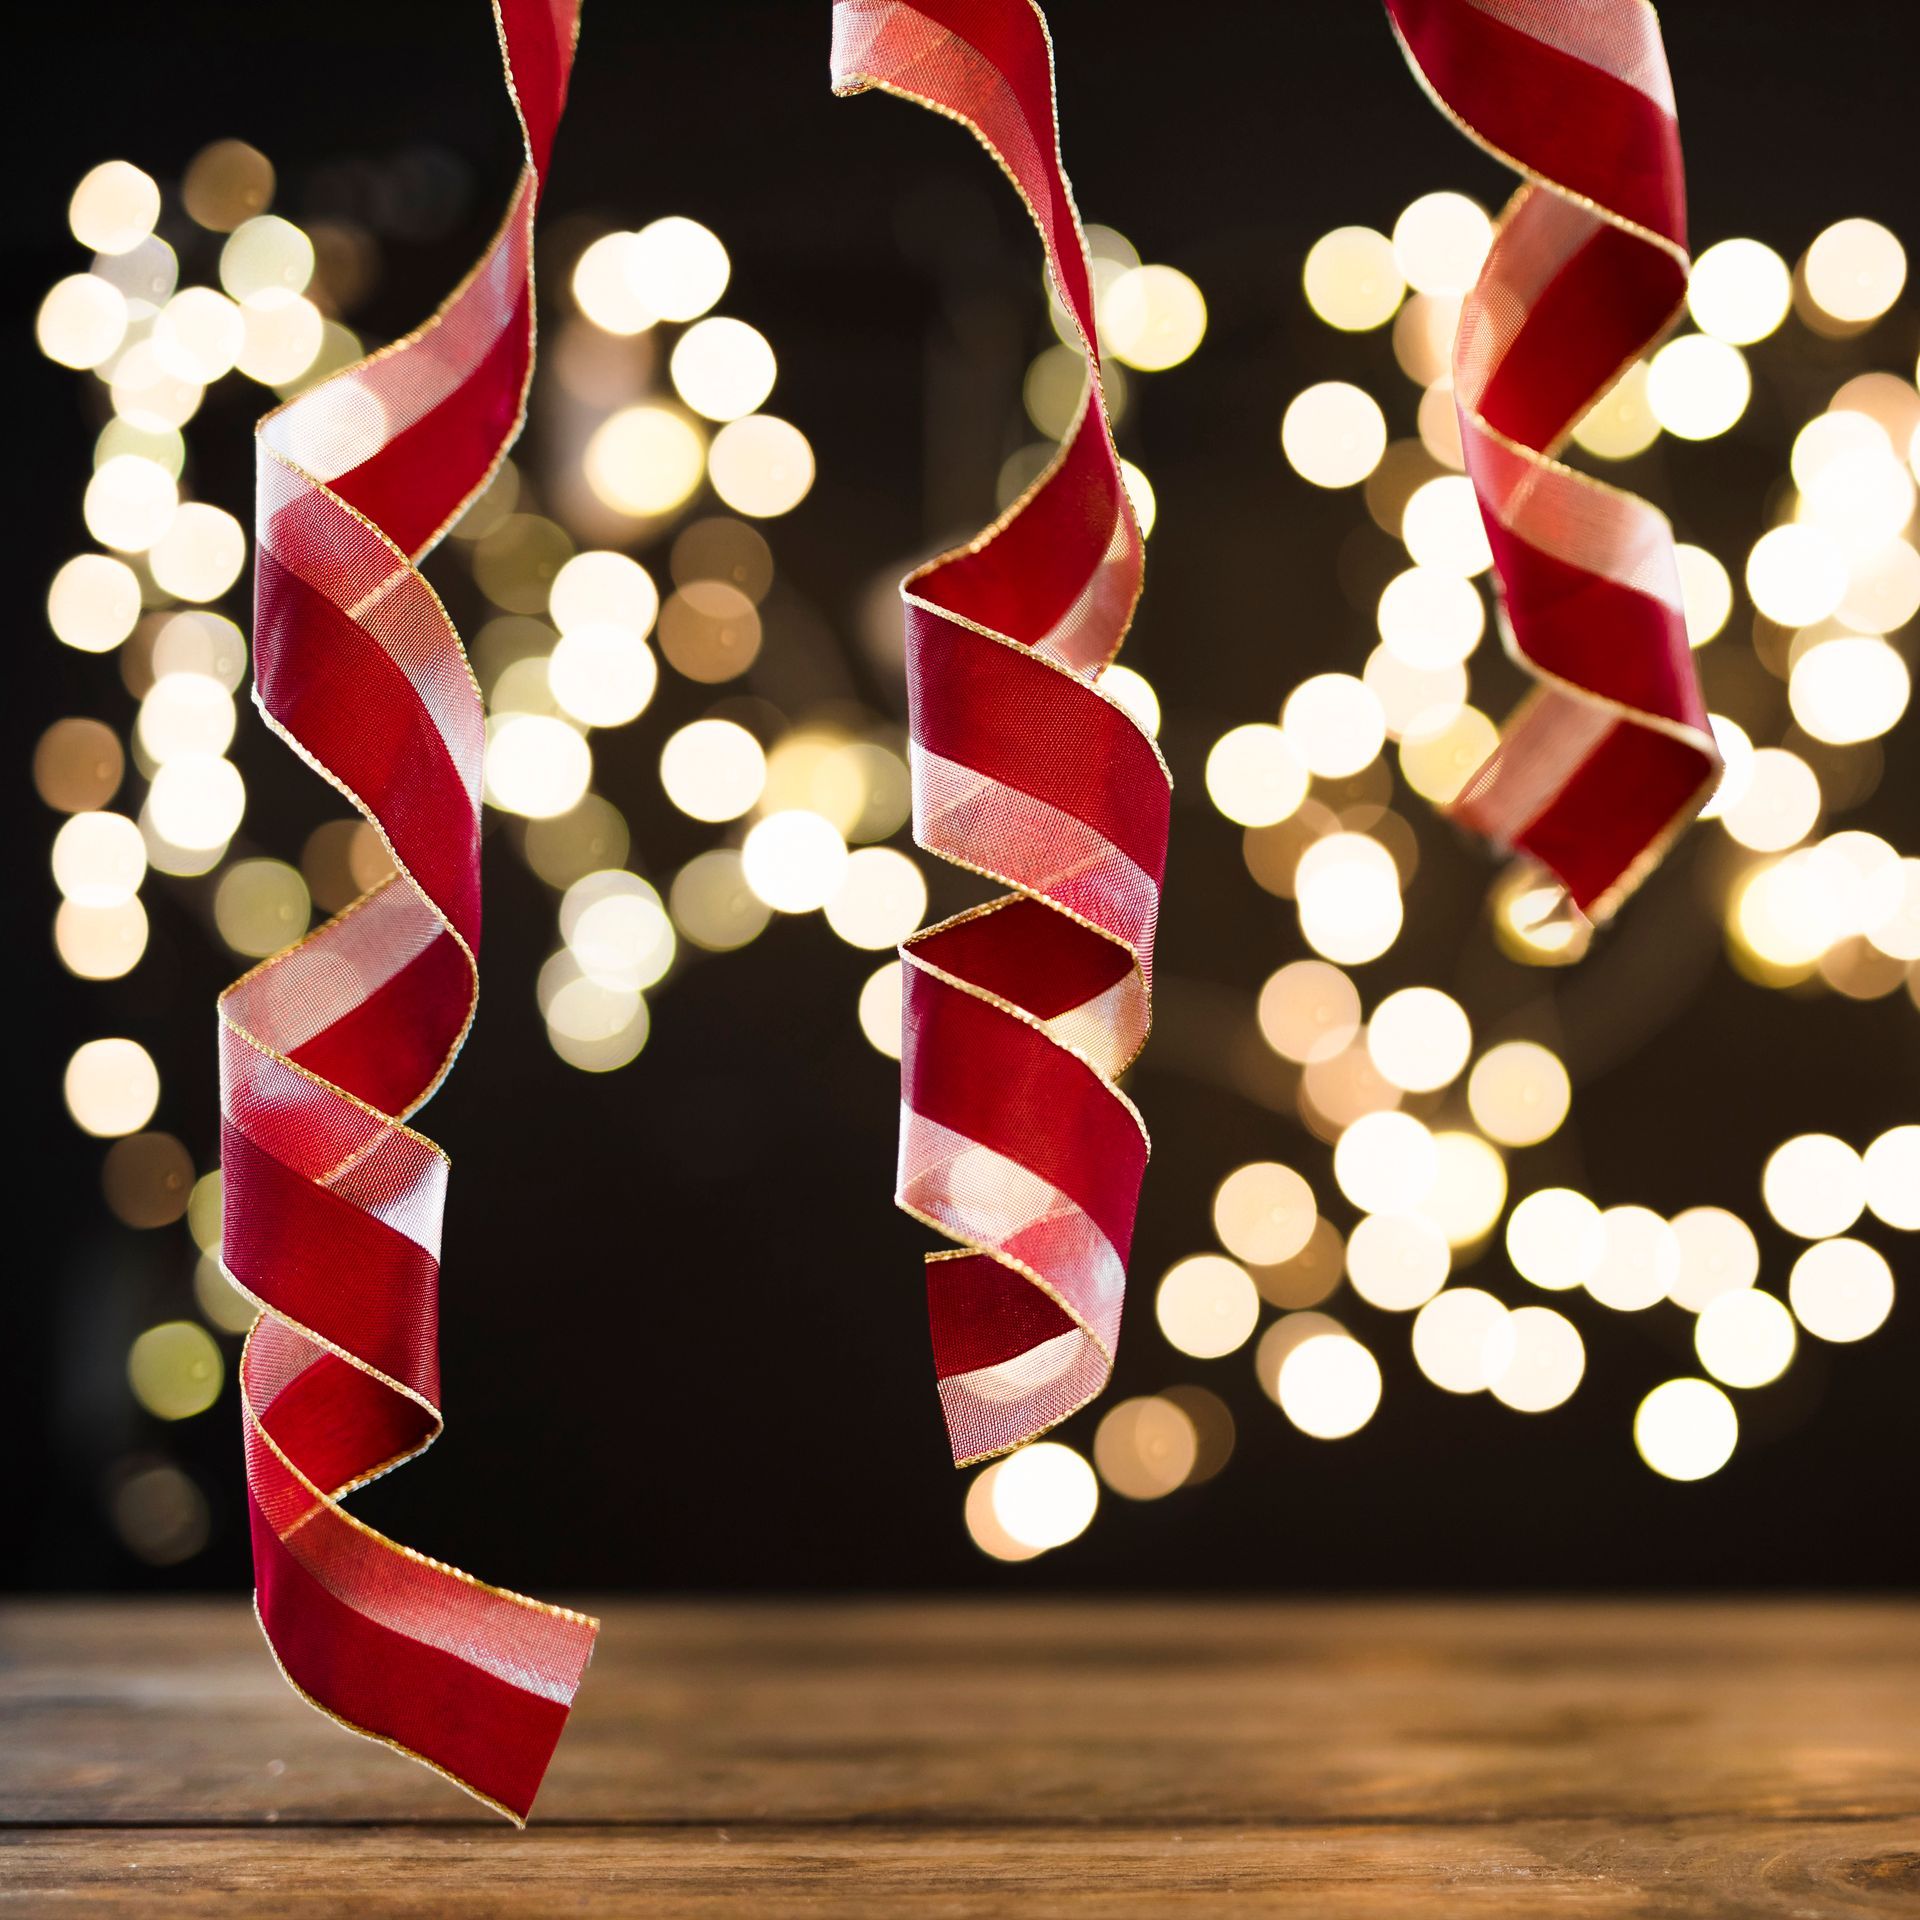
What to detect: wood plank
<box><xmin>5</xmin><ymin>1822</ymin><xmax>1920</xmax><ymax>1916</ymax></box>
<box><xmin>4</xmin><ymin>1600</ymin><xmax>1919</xmax><ymax>1915</ymax></box>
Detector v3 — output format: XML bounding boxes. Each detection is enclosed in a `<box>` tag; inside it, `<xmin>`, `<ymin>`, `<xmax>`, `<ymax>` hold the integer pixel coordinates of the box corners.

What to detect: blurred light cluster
<box><xmin>1026</xmin><ymin>187</ymin><xmax>1920</xmax><ymax>1549</ymax></box>
<box><xmin>36</xmin><ymin>143</ymin><xmax>364</xmax><ymax>1567</ymax></box>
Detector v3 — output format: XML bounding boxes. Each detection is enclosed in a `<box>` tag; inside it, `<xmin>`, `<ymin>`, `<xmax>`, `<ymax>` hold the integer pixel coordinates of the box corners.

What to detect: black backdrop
<box><xmin>10</xmin><ymin>1</ymin><xmax>1918</xmax><ymax>1594</ymax></box>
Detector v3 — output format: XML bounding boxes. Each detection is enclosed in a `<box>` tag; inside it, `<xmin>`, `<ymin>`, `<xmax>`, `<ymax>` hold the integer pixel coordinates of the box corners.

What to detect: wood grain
<box><xmin>4</xmin><ymin>1599</ymin><xmax>1918</xmax><ymax>1914</ymax></box>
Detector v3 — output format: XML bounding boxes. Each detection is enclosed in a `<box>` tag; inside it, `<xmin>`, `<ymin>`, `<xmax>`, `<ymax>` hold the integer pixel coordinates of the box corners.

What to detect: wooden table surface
<box><xmin>5</xmin><ymin>1598</ymin><xmax>1919</xmax><ymax>1915</ymax></box>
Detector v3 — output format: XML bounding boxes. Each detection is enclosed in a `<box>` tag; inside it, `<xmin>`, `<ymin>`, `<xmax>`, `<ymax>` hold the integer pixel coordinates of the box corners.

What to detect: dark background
<box><xmin>9</xmin><ymin>2</ymin><xmax>1918</xmax><ymax>1595</ymax></box>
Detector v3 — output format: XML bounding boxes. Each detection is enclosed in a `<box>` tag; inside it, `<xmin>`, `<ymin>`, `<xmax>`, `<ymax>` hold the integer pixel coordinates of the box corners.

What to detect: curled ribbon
<box><xmin>833</xmin><ymin>0</ymin><xmax>1171</xmax><ymax>1465</ymax></box>
<box><xmin>1384</xmin><ymin>0</ymin><xmax>1719</xmax><ymax>918</ymax></box>
<box><xmin>216</xmin><ymin>0</ymin><xmax>594</xmax><ymax>1823</ymax></box>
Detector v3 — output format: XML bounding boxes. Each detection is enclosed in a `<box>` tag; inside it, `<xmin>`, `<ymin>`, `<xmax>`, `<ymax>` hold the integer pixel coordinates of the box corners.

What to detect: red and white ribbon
<box><xmin>217</xmin><ymin>0</ymin><xmax>594</xmax><ymax>1823</ymax></box>
<box><xmin>833</xmin><ymin>0</ymin><xmax>1171</xmax><ymax>1464</ymax></box>
<box><xmin>1385</xmin><ymin>0</ymin><xmax>1719</xmax><ymax>917</ymax></box>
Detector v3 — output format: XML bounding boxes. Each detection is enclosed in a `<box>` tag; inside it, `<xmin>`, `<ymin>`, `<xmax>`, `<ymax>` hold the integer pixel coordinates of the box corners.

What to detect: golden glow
<box><xmin>1398</xmin><ymin>704</ymin><xmax>1497</xmax><ymax>805</ymax></box>
<box><xmin>571</xmin><ymin>232</ymin><xmax>657</xmax><ymax>335</ymax></box>
<box><xmin>1491</xmin><ymin>1306</ymin><xmax>1584</xmax><ymax>1413</ymax></box>
<box><xmin>1102</xmin><ymin>264</ymin><xmax>1207</xmax><ymax>370</ymax></box>
<box><xmin>1571</xmin><ymin>360</ymin><xmax>1659</xmax><ymax>460</ymax></box>
<box><xmin>1694</xmin><ymin>1289</ymin><xmax>1796</xmax><ymax>1389</ymax></box>
<box><xmin>1788</xmin><ymin>1238</ymin><xmax>1895</xmax><ymax>1343</ymax></box>
<box><xmin>1720</xmin><ymin>746</ymin><xmax>1818</xmax><ymax>851</ymax></box>
<box><xmin>1276</xmin><ymin>1334</ymin><xmax>1382</xmax><ymax>1440</ymax></box>
<box><xmin>659</xmin><ymin>719</ymin><xmax>766</xmax><ymax>822</ymax></box>
<box><xmin>964</xmin><ymin>1462</ymin><xmax>1041</xmax><ymax>1562</ymax></box>
<box><xmin>584</xmin><ymin>405</ymin><xmax>706</xmax><ymax>517</ymax></box>
<box><xmin>824</xmin><ymin>847</ymin><xmax>926</xmax><ymax>949</ymax></box>
<box><xmin>1392</xmin><ymin>192</ymin><xmax>1491</xmax><ymax>296</ymax></box>
<box><xmin>562</xmin><ymin>871</ymin><xmax>675</xmax><ymax>992</ymax></box>
<box><xmin>857</xmin><ymin>959</ymin><xmax>904</xmax><ymax>1059</ymax></box>
<box><xmin>1422</xmin><ymin>1131</ymin><xmax>1507</xmax><ymax>1248</ymax></box>
<box><xmin>53</xmin><ymin>810</ymin><xmax>146</xmax><ymax>907</ymax></box>
<box><xmin>1788</xmin><ymin>636</ymin><xmax>1909</xmax><ymax>745</ymax></box>
<box><xmin>1303</xmin><ymin>226</ymin><xmax>1404</xmax><ymax>331</ymax></box>
<box><xmin>1363</xmin><ymin>647</ymin><xmax>1466</xmax><ymax>742</ymax></box>
<box><xmin>1374</xmin><ymin>560</ymin><xmax>1489</xmax><ymax>675</ymax></box>
<box><xmin>1366</xmin><ymin>986</ymin><xmax>1470</xmax><ymax>1093</ymax></box>
<box><xmin>84</xmin><ymin>455</ymin><xmax>177</xmax><ymax>553</ymax></box>
<box><xmin>1399</xmin><ymin>476</ymin><xmax>1490</xmax><ymax>576</ymax></box>
<box><xmin>706</xmin><ymin>414</ymin><xmax>814</xmax><ymax>518</ymax></box>
<box><xmin>1156</xmin><ymin>1254</ymin><xmax>1260</xmax><ymax>1360</ymax></box>
<box><xmin>1746</xmin><ymin>524</ymin><xmax>1847</xmax><ymax>627</ymax></box>
<box><xmin>1411</xmin><ymin>1287</ymin><xmax>1513</xmax><ymax>1394</ymax></box>
<box><xmin>1345</xmin><ymin>1212</ymin><xmax>1449</xmax><ymax>1312</ymax></box>
<box><xmin>1282</xmin><ymin>674</ymin><xmax>1387</xmax><ymax>779</ymax></box>
<box><xmin>1093</xmin><ymin>1396</ymin><xmax>1199</xmax><ymax>1500</ymax></box>
<box><xmin>1862</xmin><ymin>1126</ymin><xmax>1920</xmax><ymax>1229</ymax></box>
<box><xmin>1503</xmin><ymin>1188</ymin><xmax>1603</xmax><ymax>1294</ymax></box>
<box><xmin>1465</xmin><ymin>1040</ymin><xmax>1570</xmax><ymax>1147</ymax></box>
<box><xmin>37</xmin><ymin>274</ymin><xmax>127</xmax><ymax>370</ymax></box>
<box><xmin>1212</xmin><ymin>1161</ymin><xmax>1317</xmax><ymax>1266</ymax></box>
<box><xmin>128</xmin><ymin>1321</ymin><xmax>223</xmax><ymax>1421</ymax></box>
<box><xmin>70</xmin><ymin>160</ymin><xmax>160</xmax><ymax>254</ymax></box>
<box><xmin>741</xmin><ymin>809</ymin><xmax>849</xmax><ymax>913</ymax></box>
<box><xmin>149</xmin><ymin>503</ymin><xmax>247</xmax><ymax>602</ymax></box>
<box><xmin>629</xmin><ymin>216</ymin><xmax>730</xmax><ymax>323</ymax></box>
<box><xmin>213</xmin><ymin>859</ymin><xmax>310</xmax><ymax>958</ymax></box>
<box><xmin>671</xmin><ymin>317</ymin><xmax>777</xmax><ymax>422</ymax></box>
<box><xmin>1803</xmin><ymin>218</ymin><xmax>1906</xmax><ymax>325</ymax></box>
<box><xmin>1647</xmin><ymin>335</ymin><xmax>1750</xmax><ymax>440</ymax></box>
<box><xmin>671</xmin><ymin>848</ymin><xmax>771</xmax><ymax>954</ymax></box>
<box><xmin>1333</xmin><ymin>1109</ymin><xmax>1436</xmax><ymax>1215</ymax></box>
<box><xmin>483</xmin><ymin>715</ymin><xmax>592</xmax><ymax>819</ymax></box>
<box><xmin>56</xmin><ymin>899</ymin><xmax>148</xmax><ymax>981</ymax></box>
<box><xmin>1588</xmin><ymin>1205</ymin><xmax>1679</xmax><ymax>1312</ymax></box>
<box><xmin>1635</xmin><ymin>1379</ymin><xmax>1737</xmax><ymax>1481</ymax></box>
<box><xmin>65</xmin><ymin>1037</ymin><xmax>160</xmax><ymax>1137</ymax></box>
<box><xmin>1295</xmin><ymin>832</ymin><xmax>1402</xmax><ymax>965</ymax></box>
<box><xmin>1686</xmin><ymin>238</ymin><xmax>1791</xmax><ymax>344</ymax></box>
<box><xmin>1674</xmin><ymin>544</ymin><xmax>1733</xmax><ymax>645</ymax></box>
<box><xmin>1205</xmin><ymin>723</ymin><xmax>1308</xmax><ymax>827</ymax></box>
<box><xmin>991</xmin><ymin>1442</ymin><xmax>1098</xmax><ymax>1551</ymax></box>
<box><xmin>1281</xmin><ymin>382</ymin><xmax>1387</xmax><ymax>488</ymax></box>
<box><xmin>1667</xmin><ymin>1206</ymin><xmax>1760</xmax><ymax>1312</ymax></box>
<box><xmin>1762</xmin><ymin>1133</ymin><xmax>1864</xmax><ymax>1239</ymax></box>
<box><xmin>152</xmin><ymin>288</ymin><xmax>245</xmax><ymax>384</ymax></box>
<box><xmin>1257</xmin><ymin>959</ymin><xmax>1360</xmax><ymax>1064</ymax></box>
<box><xmin>219</xmin><ymin>214</ymin><xmax>314</xmax><ymax>301</ymax></box>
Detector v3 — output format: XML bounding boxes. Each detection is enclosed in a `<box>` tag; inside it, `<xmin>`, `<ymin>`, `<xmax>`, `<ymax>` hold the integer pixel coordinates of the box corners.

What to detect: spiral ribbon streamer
<box><xmin>216</xmin><ymin>0</ymin><xmax>595</xmax><ymax>1823</ymax></box>
<box><xmin>833</xmin><ymin>0</ymin><xmax>1171</xmax><ymax>1464</ymax></box>
<box><xmin>1385</xmin><ymin>0</ymin><xmax>1719</xmax><ymax>917</ymax></box>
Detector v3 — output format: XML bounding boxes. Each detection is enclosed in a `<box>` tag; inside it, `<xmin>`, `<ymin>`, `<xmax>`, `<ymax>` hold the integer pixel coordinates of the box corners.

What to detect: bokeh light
<box><xmin>1788</xmin><ymin>1238</ymin><xmax>1894</xmax><ymax>1342</ymax></box>
<box><xmin>991</xmin><ymin>1442</ymin><xmax>1098</xmax><ymax>1551</ymax></box>
<box><xmin>707</xmin><ymin>414</ymin><xmax>814</xmax><ymax>517</ymax></box>
<box><xmin>1635</xmin><ymin>1379</ymin><xmax>1738</xmax><ymax>1481</ymax></box>
<box><xmin>1505</xmin><ymin>1187</ymin><xmax>1606</xmax><ymax>1292</ymax></box>
<box><xmin>1281</xmin><ymin>382</ymin><xmax>1388</xmax><ymax>488</ymax></box>
<box><xmin>1303</xmin><ymin>226</ymin><xmax>1404</xmax><ymax>331</ymax></box>
<box><xmin>1466</xmin><ymin>1040</ymin><xmax>1570</xmax><ymax>1147</ymax></box>
<box><xmin>1276</xmin><ymin>1334</ymin><xmax>1382</xmax><ymax>1439</ymax></box>
<box><xmin>1156</xmin><ymin>1253</ymin><xmax>1260</xmax><ymax>1360</ymax></box>
<box><xmin>1411</xmin><ymin>1287</ymin><xmax>1513</xmax><ymax>1394</ymax></box>
<box><xmin>1490</xmin><ymin>1306</ymin><xmax>1584</xmax><ymax>1413</ymax></box>
<box><xmin>127</xmin><ymin>1321</ymin><xmax>223</xmax><ymax>1421</ymax></box>
<box><xmin>1762</xmin><ymin>1133</ymin><xmax>1865</xmax><ymax>1239</ymax></box>
<box><xmin>1694</xmin><ymin>1289</ymin><xmax>1796</xmax><ymax>1389</ymax></box>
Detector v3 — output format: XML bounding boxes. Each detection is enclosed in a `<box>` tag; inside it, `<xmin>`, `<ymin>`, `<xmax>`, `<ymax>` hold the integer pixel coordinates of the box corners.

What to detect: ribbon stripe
<box><xmin>216</xmin><ymin>0</ymin><xmax>594</xmax><ymax>1824</ymax></box>
<box><xmin>1384</xmin><ymin>0</ymin><xmax>1719</xmax><ymax>918</ymax></box>
<box><xmin>834</xmin><ymin>0</ymin><xmax>1171</xmax><ymax>1466</ymax></box>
